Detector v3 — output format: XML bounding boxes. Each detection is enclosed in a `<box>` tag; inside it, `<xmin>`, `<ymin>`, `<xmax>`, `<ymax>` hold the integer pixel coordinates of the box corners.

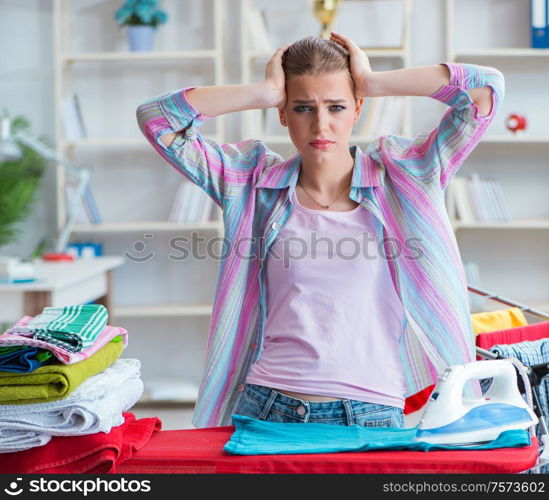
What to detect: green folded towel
<box><xmin>18</xmin><ymin>304</ymin><xmax>109</xmax><ymax>352</ymax></box>
<box><xmin>0</xmin><ymin>339</ymin><xmax>123</xmax><ymax>405</ymax></box>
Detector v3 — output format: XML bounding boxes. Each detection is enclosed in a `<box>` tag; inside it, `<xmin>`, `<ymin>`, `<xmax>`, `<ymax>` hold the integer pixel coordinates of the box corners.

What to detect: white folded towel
<box><xmin>0</xmin><ymin>429</ymin><xmax>51</xmax><ymax>453</ymax></box>
<box><xmin>0</xmin><ymin>358</ymin><xmax>143</xmax><ymax>453</ymax></box>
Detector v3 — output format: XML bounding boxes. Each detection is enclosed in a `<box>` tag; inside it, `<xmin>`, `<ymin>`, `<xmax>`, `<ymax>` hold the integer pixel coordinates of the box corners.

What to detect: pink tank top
<box><xmin>245</xmin><ymin>188</ymin><xmax>407</xmax><ymax>407</ymax></box>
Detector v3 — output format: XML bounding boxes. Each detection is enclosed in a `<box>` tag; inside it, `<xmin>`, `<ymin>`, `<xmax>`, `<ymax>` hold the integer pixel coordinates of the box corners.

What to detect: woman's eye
<box><xmin>294</xmin><ymin>105</ymin><xmax>346</xmax><ymax>113</ymax></box>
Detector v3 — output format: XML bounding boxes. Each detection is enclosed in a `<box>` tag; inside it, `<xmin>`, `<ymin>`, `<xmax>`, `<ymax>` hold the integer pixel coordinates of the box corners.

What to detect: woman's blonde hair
<box><xmin>281</xmin><ymin>36</ymin><xmax>356</xmax><ymax>98</ymax></box>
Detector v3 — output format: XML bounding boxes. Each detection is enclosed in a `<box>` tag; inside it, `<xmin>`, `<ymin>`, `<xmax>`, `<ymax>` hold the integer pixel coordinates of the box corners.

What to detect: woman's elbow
<box><xmin>468</xmin><ymin>86</ymin><xmax>494</xmax><ymax>117</ymax></box>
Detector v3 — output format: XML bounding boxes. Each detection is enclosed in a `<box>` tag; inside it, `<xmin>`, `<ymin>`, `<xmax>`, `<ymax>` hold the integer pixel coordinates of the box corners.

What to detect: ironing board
<box><xmin>116</xmin><ymin>426</ymin><xmax>539</xmax><ymax>474</ymax></box>
<box><xmin>117</xmin><ymin>286</ymin><xmax>546</xmax><ymax>474</ymax></box>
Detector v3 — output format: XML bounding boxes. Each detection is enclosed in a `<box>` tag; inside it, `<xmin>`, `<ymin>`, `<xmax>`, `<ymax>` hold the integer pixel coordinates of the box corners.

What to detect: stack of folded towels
<box><xmin>0</xmin><ymin>304</ymin><xmax>144</xmax><ymax>454</ymax></box>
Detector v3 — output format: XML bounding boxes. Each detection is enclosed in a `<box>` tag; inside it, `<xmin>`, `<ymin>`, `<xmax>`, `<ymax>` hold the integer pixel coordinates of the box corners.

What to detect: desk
<box><xmin>0</xmin><ymin>256</ymin><xmax>124</xmax><ymax>323</ymax></box>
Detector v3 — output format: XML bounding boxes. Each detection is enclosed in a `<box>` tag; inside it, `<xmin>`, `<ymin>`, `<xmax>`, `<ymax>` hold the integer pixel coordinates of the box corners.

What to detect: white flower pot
<box><xmin>128</xmin><ymin>25</ymin><xmax>155</xmax><ymax>52</ymax></box>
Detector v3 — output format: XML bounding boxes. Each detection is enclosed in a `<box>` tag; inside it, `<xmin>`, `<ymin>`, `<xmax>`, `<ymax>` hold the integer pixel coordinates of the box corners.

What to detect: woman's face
<box><xmin>279</xmin><ymin>70</ymin><xmax>363</xmax><ymax>162</ymax></box>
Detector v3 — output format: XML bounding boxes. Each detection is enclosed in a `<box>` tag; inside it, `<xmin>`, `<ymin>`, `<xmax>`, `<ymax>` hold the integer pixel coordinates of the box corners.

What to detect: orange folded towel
<box><xmin>471</xmin><ymin>307</ymin><xmax>528</xmax><ymax>334</ymax></box>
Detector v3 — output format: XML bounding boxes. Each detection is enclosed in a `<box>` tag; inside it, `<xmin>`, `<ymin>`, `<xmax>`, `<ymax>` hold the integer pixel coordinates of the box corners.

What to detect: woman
<box><xmin>137</xmin><ymin>33</ymin><xmax>504</xmax><ymax>429</ymax></box>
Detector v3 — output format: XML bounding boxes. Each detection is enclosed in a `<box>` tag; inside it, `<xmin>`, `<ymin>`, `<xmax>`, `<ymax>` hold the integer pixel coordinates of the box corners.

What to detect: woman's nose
<box><xmin>312</xmin><ymin>111</ymin><xmax>330</xmax><ymax>132</ymax></box>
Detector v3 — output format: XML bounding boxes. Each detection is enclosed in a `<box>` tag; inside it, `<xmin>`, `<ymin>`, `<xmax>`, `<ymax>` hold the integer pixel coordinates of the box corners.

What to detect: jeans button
<box><xmin>296</xmin><ymin>405</ymin><xmax>306</xmax><ymax>416</ymax></box>
<box><xmin>238</xmin><ymin>384</ymin><xmax>245</xmax><ymax>392</ymax></box>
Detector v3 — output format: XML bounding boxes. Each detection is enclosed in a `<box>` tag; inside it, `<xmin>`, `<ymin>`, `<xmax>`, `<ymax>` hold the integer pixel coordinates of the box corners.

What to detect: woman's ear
<box><xmin>354</xmin><ymin>98</ymin><xmax>364</xmax><ymax>122</ymax></box>
<box><xmin>279</xmin><ymin>107</ymin><xmax>287</xmax><ymax>127</ymax></box>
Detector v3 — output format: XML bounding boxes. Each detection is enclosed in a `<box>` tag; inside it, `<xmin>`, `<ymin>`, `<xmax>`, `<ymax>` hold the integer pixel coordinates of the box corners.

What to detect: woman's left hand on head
<box><xmin>330</xmin><ymin>31</ymin><xmax>373</xmax><ymax>98</ymax></box>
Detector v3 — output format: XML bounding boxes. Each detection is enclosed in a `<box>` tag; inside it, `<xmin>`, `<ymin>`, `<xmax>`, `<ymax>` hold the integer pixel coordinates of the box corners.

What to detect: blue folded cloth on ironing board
<box><xmin>224</xmin><ymin>415</ymin><xmax>531</xmax><ymax>455</ymax></box>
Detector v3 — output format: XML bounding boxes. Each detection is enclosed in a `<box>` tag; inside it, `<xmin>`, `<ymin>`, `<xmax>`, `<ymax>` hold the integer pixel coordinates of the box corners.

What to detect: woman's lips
<box><xmin>310</xmin><ymin>140</ymin><xmax>334</xmax><ymax>149</ymax></box>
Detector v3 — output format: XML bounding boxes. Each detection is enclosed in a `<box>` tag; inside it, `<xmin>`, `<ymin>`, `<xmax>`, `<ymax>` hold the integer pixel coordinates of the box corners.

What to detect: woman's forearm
<box><xmin>366</xmin><ymin>65</ymin><xmax>451</xmax><ymax>98</ymax></box>
<box><xmin>185</xmin><ymin>82</ymin><xmax>280</xmax><ymax>117</ymax></box>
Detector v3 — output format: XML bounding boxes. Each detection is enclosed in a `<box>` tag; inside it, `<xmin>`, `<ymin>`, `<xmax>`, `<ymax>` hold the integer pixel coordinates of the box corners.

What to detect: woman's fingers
<box><xmin>264</xmin><ymin>44</ymin><xmax>291</xmax><ymax>108</ymax></box>
<box><xmin>329</xmin><ymin>31</ymin><xmax>372</xmax><ymax>97</ymax></box>
<box><xmin>330</xmin><ymin>31</ymin><xmax>360</xmax><ymax>51</ymax></box>
<box><xmin>275</xmin><ymin>44</ymin><xmax>291</xmax><ymax>56</ymax></box>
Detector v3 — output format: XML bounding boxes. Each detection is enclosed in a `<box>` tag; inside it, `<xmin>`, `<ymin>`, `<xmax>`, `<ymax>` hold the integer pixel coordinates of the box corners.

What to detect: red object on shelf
<box><xmin>506</xmin><ymin>113</ymin><xmax>527</xmax><ymax>134</ymax></box>
<box><xmin>41</xmin><ymin>252</ymin><xmax>75</xmax><ymax>262</ymax></box>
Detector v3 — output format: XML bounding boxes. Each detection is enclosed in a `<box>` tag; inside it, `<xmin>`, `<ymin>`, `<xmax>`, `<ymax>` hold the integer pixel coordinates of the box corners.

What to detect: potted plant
<box><xmin>115</xmin><ymin>0</ymin><xmax>168</xmax><ymax>52</ymax></box>
<box><xmin>0</xmin><ymin>115</ymin><xmax>47</xmax><ymax>253</ymax></box>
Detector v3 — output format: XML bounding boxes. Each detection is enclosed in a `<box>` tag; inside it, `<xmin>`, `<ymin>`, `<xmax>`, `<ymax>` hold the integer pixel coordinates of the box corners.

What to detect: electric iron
<box><xmin>416</xmin><ymin>359</ymin><xmax>538</xmax><ymax>445</ymax></box>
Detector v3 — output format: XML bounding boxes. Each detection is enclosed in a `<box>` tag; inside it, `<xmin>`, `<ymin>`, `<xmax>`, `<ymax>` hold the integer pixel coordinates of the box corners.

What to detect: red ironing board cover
<box><xmin>116</xmin><ymin>427</ymin><xmax>539</xmax><ymax>474</ymax></box>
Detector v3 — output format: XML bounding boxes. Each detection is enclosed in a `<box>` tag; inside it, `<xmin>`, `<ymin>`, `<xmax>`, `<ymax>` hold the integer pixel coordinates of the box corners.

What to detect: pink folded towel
<box><xmin>0</xmin><ymin>316</ymin><xmax>128</xmax><ymax>365</ymax></box>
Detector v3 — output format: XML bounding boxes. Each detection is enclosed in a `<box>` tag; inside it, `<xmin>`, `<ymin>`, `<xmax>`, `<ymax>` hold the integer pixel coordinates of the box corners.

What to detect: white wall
<box><xmin>0</xmin><ymin>0</ymin><xmax>57</xmax><ymax>258</ymax></box>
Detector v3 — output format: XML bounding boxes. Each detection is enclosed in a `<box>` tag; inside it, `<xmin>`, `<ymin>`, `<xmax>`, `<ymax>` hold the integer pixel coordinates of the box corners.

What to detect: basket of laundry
<box><xmin>117</xmin><ymin>286</ymin><xmax>549</xmax><ymax>474</ymax></box>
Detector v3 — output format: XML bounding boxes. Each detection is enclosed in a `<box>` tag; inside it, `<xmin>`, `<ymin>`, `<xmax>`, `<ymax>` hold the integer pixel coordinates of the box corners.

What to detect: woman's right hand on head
<box><xmin>263</xmin><ymin>44</ymin><xmax>291</xmax><ymax>108</ymax></box>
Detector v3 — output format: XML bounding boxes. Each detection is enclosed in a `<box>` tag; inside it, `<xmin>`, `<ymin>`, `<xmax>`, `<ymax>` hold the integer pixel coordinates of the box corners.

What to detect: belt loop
<box><xmin>342</xmin><ymin>399</ymin><xmax>354</xmax><ymax>426</ymax></box>
<box><xmin>302</xmin><ymin>400</ymin><xmax>311</xmax><ymax>423</ymax></box>
<box><xmin>258</xmin><ymin>388</ymin><xmax>278</xmax><ymax>420</ymax></box>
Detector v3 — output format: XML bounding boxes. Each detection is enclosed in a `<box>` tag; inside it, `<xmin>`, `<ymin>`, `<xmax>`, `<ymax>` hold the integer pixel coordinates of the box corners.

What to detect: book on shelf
<box><xmin>64</xmin><ymin>181</ymin><xmax>102</xmax><ymax>224</ymax></box>
<box><xmin>247</xmin><ymin>8</ymin><xmax>273</xmax><ymax>53</ymax></box>
<box><xmin>389</xmin><ymin>96</ymin><xmax>404</xmax><ymax>135</ymax></box>
<box><xmin>448</xmin><ymin>174</ymin><xmax>512</xmax><ymax>224</ymax></box>
<box><xmin>450</xmin><ymin>176</ymin><xmax>476</xmax><ymax>224</ymax></box>
<box><xmin>373</xmin><ymin>97</ymin><xmax>393</xmax><ymax>138</ymax></box>
<box><xmin>263</xmin><ymin>108</ymin><xmax>285</xmax><ymax>136</ymax></box>
<box><xmin>169</xmin><ymin>181</ymin><xmax>216</xmax><ymax>224</ymax></box>
<box><xmin>359</xmin><ymin>96</ymin><xmax>404</xmax><ymax>138</ymax></box>
<box><xmin>250</xmin><ymin>108</ymin><xmax>264</xmax><ymax>137</ymax></box>
<box><xmin>531</xmin><ymin>0</ymin><xmax>549</xmax><ymax>48</ymax></box>
<box><xmin>84</xmin><ymin>185</ymin><xmax>102</xmax><ymax>223</ymax></box>
<box><xmin>61</xmin><ymin>93</ymin><xmax>87</xmax><ymax>141</ymax></box>
<box><xmin>360</xmin><ymin>98</ymin><xmax>380</xmax><ymax>138</ymax></box>
<box><xmin>463</xmin><ymin>260</ymin><xmax>486</xmax><ymax>313</ymax></box>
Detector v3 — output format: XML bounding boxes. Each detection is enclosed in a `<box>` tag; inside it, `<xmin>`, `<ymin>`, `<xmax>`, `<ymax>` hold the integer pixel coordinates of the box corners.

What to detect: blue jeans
<box><xmin>233</xmin><ymin>383</ymin><xmax>404</xmax><ymax>428</ymax></box>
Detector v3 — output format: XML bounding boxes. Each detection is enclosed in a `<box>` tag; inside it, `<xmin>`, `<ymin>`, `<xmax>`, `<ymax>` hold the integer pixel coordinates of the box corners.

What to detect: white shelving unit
<box><xmin>53</xmin><ymin>0</ymin><xmax>225</xmax><ymax>236</ymax></box>
<box><xmin>445</xmin><ymin>0</ymin><xmax>549</xmax><ymax>308</ymax></box>
<box><xmin>114</xmin><ymin>303</ymin><xmax>213</xmax><ymax>319</ymax></box>
<box><xmin>63</xmin><ymin>136</ymin><xmax>222</xmax><ymax>149</ymax></box>
<box><xmin>452</xmin><ymin>48</ymin><xmax>549</xmax><ymax>58</ymax></box>
<box><xmin>72</xmin><ymin>221</ymin><xmax>224</xmax><ymax>233</ymax></box>
<box><xmin>480</xmin><ymin>135</ymin><xmax>549</xmax><ymax>144</ymax></box>
<box><xmin>52</xmin><ymin>0</ymin><xmax>227</xmax><ymax>404</ymax></box>
<box><xmin>240</xmin><ymin>0</ymin><xmax>414</xmax><ymax>146</ymax></box>
<box><xmin>453</xmin><ymin>219</ymin><xmax>549</xmax><ymax>231</ymax></box>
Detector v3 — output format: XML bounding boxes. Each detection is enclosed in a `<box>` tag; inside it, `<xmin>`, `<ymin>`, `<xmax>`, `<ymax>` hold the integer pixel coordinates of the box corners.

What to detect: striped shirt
<box><xmin>137</xmin><ymin>62</ymin><xmax>505</xmax><ymax>428</ymax></box>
